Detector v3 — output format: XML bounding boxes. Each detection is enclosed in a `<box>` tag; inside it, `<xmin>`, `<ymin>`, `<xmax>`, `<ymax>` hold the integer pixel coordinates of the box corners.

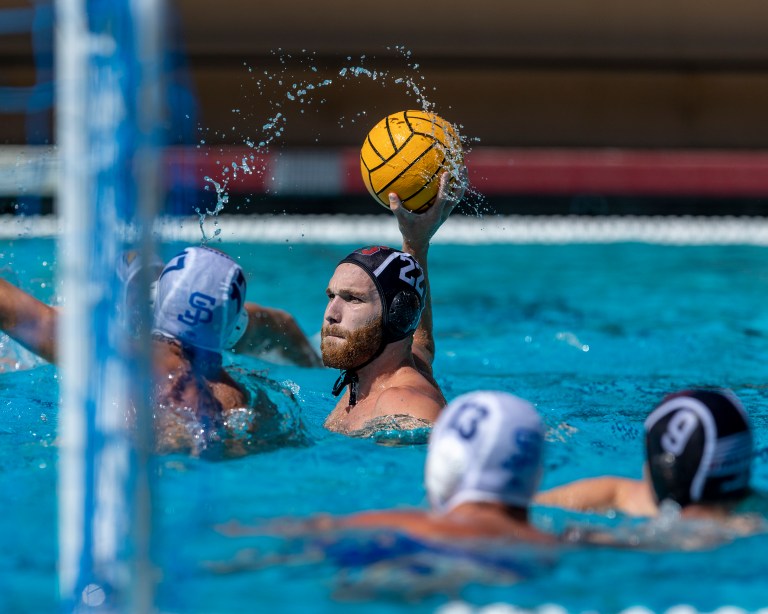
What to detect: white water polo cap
<box><xmin>153</xmin><ymin>246</ymin><xmax>248</xmax><ymax>352</ymax></box>
<box><xmin>426</xmin><ymin>390</ymin><xmax>545</xmax><ymax>513</ymax></box>
<box><xmin>645</xmin><ymin>389</ymin><xmax>753</xmax><ymax>507</ymax></box>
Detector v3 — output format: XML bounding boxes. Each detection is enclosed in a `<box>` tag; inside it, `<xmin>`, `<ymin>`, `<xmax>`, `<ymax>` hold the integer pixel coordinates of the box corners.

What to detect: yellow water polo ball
<box><xmin>360</xmin><ymin>110</ymin><xmax>463</xmax><ymax>213</ymax></box>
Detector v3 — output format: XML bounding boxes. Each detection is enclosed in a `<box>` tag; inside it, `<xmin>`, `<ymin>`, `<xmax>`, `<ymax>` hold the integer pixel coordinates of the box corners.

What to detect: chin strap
<box><xmin>332</xmin><ymin>369</ymin><xmax>359</xmax><ymax>406</ymax></box>
<box><xmin>330</xmin><ymin>332</ymin><xmax>391</xmax><ymax>407</ymax></box>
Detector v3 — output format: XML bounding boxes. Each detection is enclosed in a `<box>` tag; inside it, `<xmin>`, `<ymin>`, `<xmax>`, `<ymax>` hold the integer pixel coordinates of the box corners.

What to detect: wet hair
<box><xmin>645</xmin><ymin>389</ymin><xmax>753</xmax><ymax>507</ymax></box>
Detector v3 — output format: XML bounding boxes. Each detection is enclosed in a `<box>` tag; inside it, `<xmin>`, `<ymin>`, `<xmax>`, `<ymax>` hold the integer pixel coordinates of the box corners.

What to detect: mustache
<box><xmin>322</xmin><ymin>324</ymin><xmax>347</xmax><ymax>338</ymax></box>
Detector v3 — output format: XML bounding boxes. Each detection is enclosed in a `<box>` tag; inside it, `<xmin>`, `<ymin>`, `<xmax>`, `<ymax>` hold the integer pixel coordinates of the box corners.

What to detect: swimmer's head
<box><xmin>152</xmin><ymin>246</ymin><xmax>248</xmax><ymax>353</ymax></box>
<box><xmin>645</xmin><ymin>389</ymin><xmax>753</xmax><ymax>507</ymax></box>
<box><xmin>425</xmin><ymin>390</ymin><xmax>545</xmax><ymax>513</ymax></box>
<box><xmin>336</xmin><ymin>246</ymin><xmax>425</xmax><ymax>346</ymax></box>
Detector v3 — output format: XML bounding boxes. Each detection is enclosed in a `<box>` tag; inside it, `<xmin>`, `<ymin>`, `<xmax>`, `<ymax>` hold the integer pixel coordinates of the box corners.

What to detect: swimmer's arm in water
<box><xmin>0</xmin><ymin>277</ymin><xmax>57</xmax><ymax>363</ymax></box>
<box><xmin>218</xmin><ymin>510</ymin><xmax>430</xmax><ymax>537</ymax></box>
<box><xmin>330</xmin><ymin>509</ymin><xmax>486</xmax><ymax>541</ymax></box>
<box><xmin>324</xmin><ymin>508</ymin><xmax>555</xmax><ymax>542</ymax></box>
<box><xmin>536</xmin><ymin>476</ymin><xmax>655</xmax><ymax>516</ymax></box>
<box><xmin>233</xmin><ymin>303</ymin><xmax>322</xmax><ymax>367</ymax></box>
<box><xmin>390</xmin><ymin>169</ymin><xmax>466</xmax><ymax>372</ymax></box>
<box><xmin>333</xmin><ymin>509</ymin><xmax>432</xmax><ymax>532</ymax></box>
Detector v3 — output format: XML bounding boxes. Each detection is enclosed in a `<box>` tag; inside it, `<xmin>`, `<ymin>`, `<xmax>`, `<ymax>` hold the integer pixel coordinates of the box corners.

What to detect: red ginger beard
<box><xmin>321</xmin><ymin>317</ymin><xmax>383</xmax><ymax>370</ymax></box>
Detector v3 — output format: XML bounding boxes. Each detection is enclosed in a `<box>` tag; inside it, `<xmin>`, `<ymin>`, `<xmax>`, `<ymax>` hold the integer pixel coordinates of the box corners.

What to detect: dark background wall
<box><xmin>2</xmin><ymin>0</ymin><xmax>768</xmax><ymax>215</ymax></box>
<box><xmin>4</xmin><ymin>0</ymin><xmax>768</xmax><ymax>148</ymax></box>
<box><xmin>173</xmin><ymin>0</ymin><xmax>768</xmax><ymax>150</ymax></box>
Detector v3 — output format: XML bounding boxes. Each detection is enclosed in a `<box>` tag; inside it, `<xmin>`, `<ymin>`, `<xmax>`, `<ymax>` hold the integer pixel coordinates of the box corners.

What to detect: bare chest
<box><xmin>323</xmin><ymin>395</ymin><xmax>379</xmax><ymax>433</ymax></box>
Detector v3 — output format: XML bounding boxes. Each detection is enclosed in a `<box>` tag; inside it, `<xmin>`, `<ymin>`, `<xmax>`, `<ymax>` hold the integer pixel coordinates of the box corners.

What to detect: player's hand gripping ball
<box><xmin>360</xmin><ymin>110</ymin><xmax>464</xmax><ymax>213</ymax></box>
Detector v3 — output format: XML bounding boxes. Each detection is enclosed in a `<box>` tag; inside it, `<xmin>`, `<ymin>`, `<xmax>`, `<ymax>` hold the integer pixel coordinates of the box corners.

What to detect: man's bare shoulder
<box><xmin>373</xmin><ymin>381</ymin><xmax>445</xmax><ymax>423</ymax></box>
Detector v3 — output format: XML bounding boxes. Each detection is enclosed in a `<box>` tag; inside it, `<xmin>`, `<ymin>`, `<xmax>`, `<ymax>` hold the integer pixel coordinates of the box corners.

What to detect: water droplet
<box><xmin>81</xmin><ymin>584</ymin><xmax>106</xmax><ymax>607</ymax></box>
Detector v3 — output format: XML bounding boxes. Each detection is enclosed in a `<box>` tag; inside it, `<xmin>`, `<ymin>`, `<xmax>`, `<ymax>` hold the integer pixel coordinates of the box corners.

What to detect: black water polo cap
<box><xmin>644</xmin><ymin>389</ymin><xmax>753</xmax><ymax>507</ymax></box>
<box><xmin>338</xmin><ymin>246</ymin><xmax>426</xmax><ymax>344</ymax></box>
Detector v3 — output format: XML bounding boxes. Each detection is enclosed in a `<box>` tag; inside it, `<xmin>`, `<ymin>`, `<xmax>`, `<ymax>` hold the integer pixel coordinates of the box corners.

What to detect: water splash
<box><xmin>198</xmin><ymin>176</ymin><xmax>228</xmax><ymax>242</ymax></box>
<box><xmin>555</xmin><ymin>331</ymin><xmax>590</xmax><ymax>352</ymax></box>
<box><xmin>192</xmin><ymin>46</ymin><xmax>485</xmax><ymax>238</ymax></box>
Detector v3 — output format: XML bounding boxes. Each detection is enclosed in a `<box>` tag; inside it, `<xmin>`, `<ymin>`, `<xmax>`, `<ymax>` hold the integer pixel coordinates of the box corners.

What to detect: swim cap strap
<box><xmin>332</xmin><ymin>369</ymin><xmax>359</xmax><ymax>406</ymax></box>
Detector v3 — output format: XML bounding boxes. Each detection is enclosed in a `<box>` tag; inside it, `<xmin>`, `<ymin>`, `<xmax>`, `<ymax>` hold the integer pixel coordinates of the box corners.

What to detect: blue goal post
<box><xmin>56</xmin><ymin>0</ymin><xmax>164</xmax><ymax>610</ymax></box>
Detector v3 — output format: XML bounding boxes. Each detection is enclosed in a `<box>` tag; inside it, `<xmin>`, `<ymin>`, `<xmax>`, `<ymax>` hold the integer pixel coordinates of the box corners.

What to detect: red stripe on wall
<box><xmin>467</xmin><ymin>148</ymin><xmax>768</xmax><ymax>197</ymax></box>
<box><xmin>165</xmin><ymin>146</ymin><xmax>768</xmax><ymax>197</ymax></box>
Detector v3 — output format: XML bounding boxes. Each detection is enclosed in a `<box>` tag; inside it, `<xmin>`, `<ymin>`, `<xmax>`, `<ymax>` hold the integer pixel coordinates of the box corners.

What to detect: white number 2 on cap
<box><xmin>398</xmin><ymin>255</ymin><xmax>425</xmax><ymax>296</ymax></box>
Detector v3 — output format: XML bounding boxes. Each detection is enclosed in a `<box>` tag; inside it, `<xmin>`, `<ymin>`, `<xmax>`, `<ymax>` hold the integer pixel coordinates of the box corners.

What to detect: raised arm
<box><xmin>233</xmin><ymin>303</ymin><xmax>322</xmax><ymax>367</ymax></box>
<box><xmin>388</xmin><ymin>169</ymin><xmax>466</xmax><ymax>372</ymax></box>
<box><xmin>0</xmin><ymin>278</ymin><xmax>57</xmax><ymax>363</ymax></box>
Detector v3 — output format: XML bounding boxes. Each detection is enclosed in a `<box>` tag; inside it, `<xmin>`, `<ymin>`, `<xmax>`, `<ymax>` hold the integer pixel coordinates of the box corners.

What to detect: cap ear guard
<box><xmin>225</xmin><ymin>305</ymin><xmax>249</xmax><ymax>349</ymax></box>
<box><xmin>386</xmin><ymin>289</ymin><xmax>422</xmax><ymax>341</ymax></box>
<box><xmin>646</xmin><ymin>416</ymin><xmax>705</xmax><ymax>507</ymax></box>
<box><xmin>225</xmin><ymin>268</ymin><xmax>248</xmax><ymax>349</ymax></box>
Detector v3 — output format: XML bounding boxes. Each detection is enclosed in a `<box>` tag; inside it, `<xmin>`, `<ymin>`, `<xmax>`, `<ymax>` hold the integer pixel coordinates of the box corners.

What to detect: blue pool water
<box><xmin>2</xmin><ymin>236</ymin><xmax>768</xmax><ymax>613</ymax></box>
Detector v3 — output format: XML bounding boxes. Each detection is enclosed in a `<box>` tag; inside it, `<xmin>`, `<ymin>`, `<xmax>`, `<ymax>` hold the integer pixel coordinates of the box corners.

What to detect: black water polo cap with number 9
<box><xmin>338</xmin><ymin>246</ymin><xmax>426</xmax><ymax>344</ymax></box>
<box><xmin>644</xmin><ymin>389</ymin><xmax>753</xmax><ymax>507</ymax></box>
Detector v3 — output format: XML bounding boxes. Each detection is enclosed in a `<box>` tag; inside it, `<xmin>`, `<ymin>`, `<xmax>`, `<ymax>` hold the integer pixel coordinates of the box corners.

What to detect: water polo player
<box><xmin>151</xmin><ymin>246</ymin><xmax>254</xmax><ymax>453</ymax></box>
<box><xmin>322</xmin><ymin>171</ymin><xmax>466</xmax><ymax>436</ymax></box>
<box><xmin>0</xmin><ymin>246</ymin><xmax>308</xmax><ymax>456</ymax></box>
<box><xmin>316</xmin><ymin>390</ymin><xmax>556</xmax><ymax>543</ymax></box>
<box><xmin>537</xmin><ymin>388</ymin><xmax>764</xmax><ymax>525</ymax></box>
